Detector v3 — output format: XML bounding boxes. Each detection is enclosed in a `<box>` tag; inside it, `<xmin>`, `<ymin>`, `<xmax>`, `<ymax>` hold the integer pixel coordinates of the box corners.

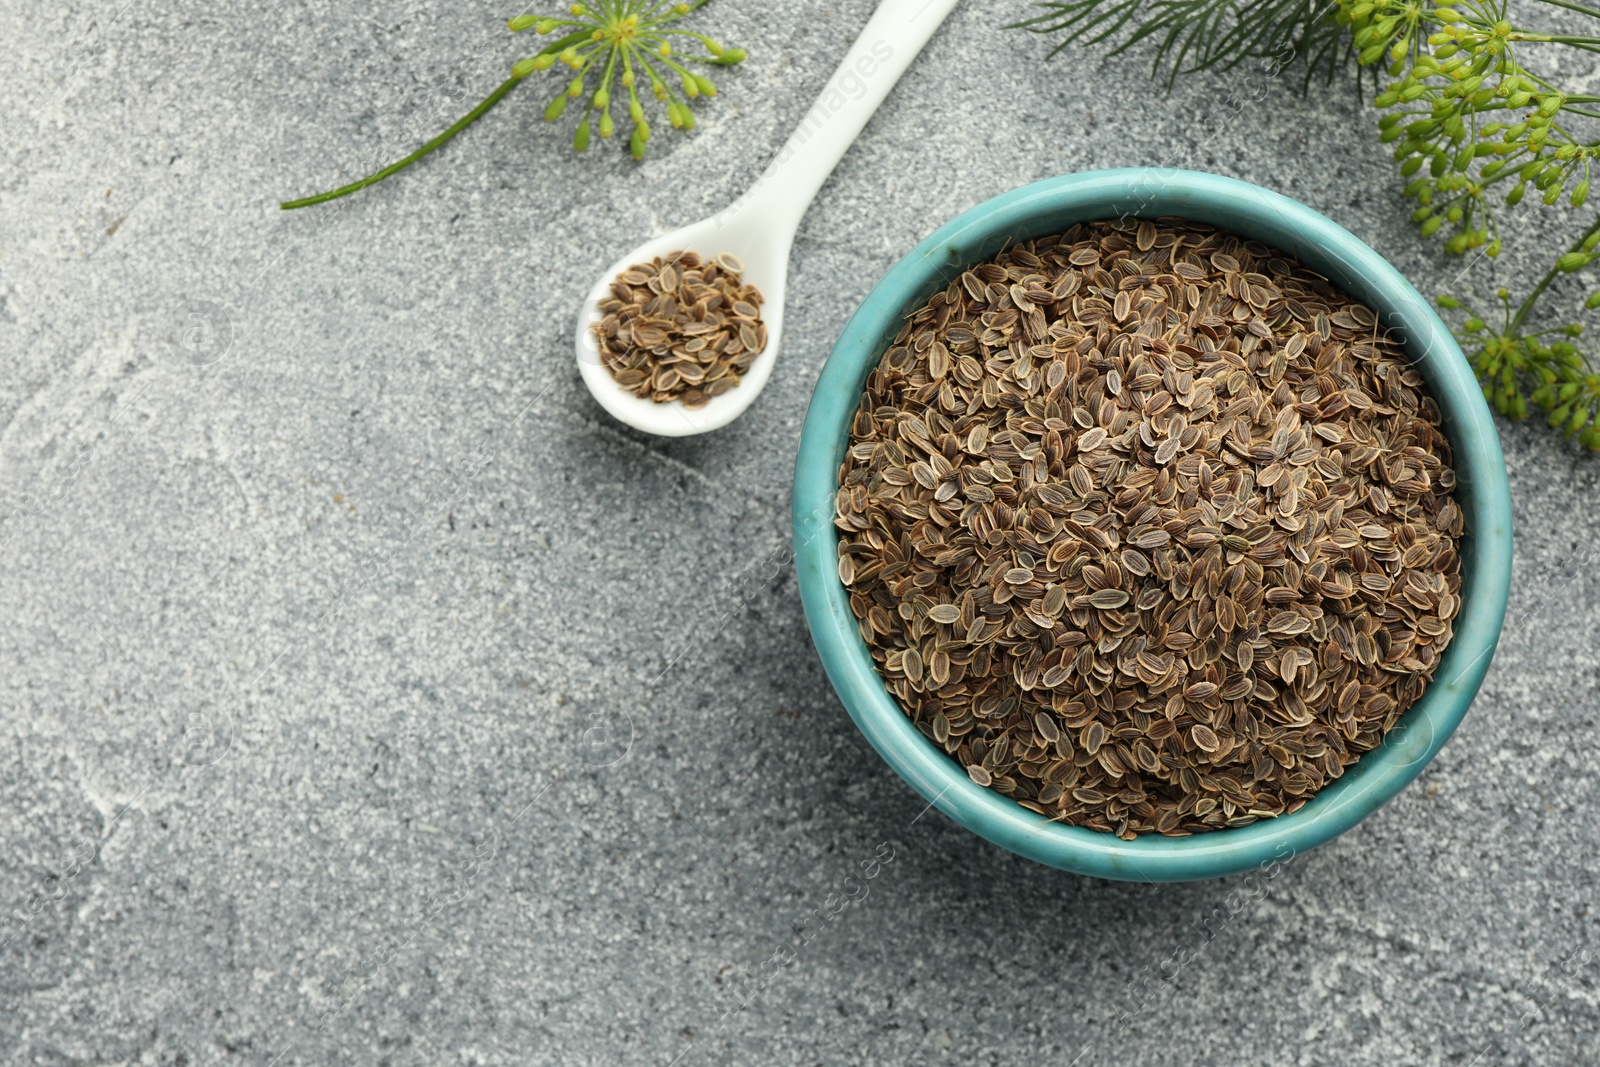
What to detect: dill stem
<box><xmin>1536</xmin><ymin>0</ymin><xmax>1600</xmax><ymax>20</ymax></box>
<box><xmin>1509</xmin><ymin>215</ymin><xmax>1600</xmax><ymax>334</ymax></box>
<box><xmin>281</xmin><ymin>76</ymin><xmax>526</xmax><ymax>210</ymax></box>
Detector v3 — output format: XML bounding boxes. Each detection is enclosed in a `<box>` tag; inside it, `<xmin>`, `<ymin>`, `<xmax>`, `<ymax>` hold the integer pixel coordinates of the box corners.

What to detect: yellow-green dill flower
<box><xmin>281</xmin><ymin>0</ymin><xmax>748</xmax><ymax>209</ymax></box>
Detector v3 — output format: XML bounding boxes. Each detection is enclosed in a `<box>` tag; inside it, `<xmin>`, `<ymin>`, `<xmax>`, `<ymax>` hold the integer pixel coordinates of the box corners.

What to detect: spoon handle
<box><xmin>719</xmin><ymin>0</ymin><xmax>962</xmax><ymax>235</ymax></box>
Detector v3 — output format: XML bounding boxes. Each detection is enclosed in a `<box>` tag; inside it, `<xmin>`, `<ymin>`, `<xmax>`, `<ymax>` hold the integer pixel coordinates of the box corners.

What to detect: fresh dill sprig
<box><xmin>281</xmin><ymin>0</ymin><xmax>745</xmax><ymax>210</ymax></box>
<box><xmin>1349</xmin><ymin>0</ymin><xmax>1600</xmax><ymax>447</ymax></box>
<box><xmin>1008</xmin><ymin>0</ymin><xmax>1352</xmax><ymax>87</ymax></box>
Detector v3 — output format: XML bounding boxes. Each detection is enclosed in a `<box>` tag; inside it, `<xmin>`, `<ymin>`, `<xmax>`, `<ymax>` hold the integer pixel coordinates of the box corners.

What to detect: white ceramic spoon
<box><xmin>575</xmin><ymin>0</ymin><xmax>962</xmax><ymax>437</ymax></box>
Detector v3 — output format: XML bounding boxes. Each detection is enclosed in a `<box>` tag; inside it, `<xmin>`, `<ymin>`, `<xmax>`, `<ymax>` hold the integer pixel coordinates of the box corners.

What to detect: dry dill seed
<box><xmin>592</xmin><ymin>250</ymin><xmax>768</xmax><ymax>409</ymax></box>
<box><xmin>834</xmin><ymin>218</ymin><xmax>1463</xmax><ymax>840</ymax></box>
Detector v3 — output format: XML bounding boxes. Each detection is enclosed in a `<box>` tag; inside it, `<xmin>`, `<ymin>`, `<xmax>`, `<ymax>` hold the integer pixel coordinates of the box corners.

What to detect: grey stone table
<box><xmin>3</xmin><ymin>1</ymin><xmax>1598</xmax><ymax>1063</ymax></box>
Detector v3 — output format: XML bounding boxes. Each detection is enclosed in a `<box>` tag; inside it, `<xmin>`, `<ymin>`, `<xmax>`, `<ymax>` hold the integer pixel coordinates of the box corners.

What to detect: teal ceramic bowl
<box><xmin>792</xmin><ymin>169</ymin><xmax>1513</xmax><ymax>882</ymax></box>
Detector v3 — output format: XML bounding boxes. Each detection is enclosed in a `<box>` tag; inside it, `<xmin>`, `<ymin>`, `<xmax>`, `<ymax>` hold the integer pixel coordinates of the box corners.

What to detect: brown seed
<box><xmin>1035</xmin><ymin>713</ymin><xmax>1061</xmax><ymax>744</ymax></box>
<box><xmin>1191</xmin><ymin>725</ymin><xmax>1221</xmax><ymax>753</ymax></box>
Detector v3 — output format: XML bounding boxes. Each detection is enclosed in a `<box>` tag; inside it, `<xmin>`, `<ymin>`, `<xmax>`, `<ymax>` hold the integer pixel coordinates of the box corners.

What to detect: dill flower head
<box><xmin>510</xmin><ymin>1</ymin><xmax>747</xmax><ymax>159</ymax></box>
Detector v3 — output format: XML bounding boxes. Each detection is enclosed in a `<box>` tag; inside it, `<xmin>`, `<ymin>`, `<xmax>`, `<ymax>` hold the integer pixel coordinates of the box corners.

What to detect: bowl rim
<box><xmin>792</xmin><ymin>168</ymin><xmax>1513</xmax><ymax>882</ymax></box>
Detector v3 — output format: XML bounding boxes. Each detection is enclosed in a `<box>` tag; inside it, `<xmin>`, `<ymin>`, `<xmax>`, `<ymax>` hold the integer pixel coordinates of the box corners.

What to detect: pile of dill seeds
<box><xmin>835</xmin><ymin>217</ymin><xmax>1463</xmax><ymax>838</ymax></box>
<box><xmin>592</xmin><ymin>250</ymin><xmax>767</xmax><ymax>408</ymax></box>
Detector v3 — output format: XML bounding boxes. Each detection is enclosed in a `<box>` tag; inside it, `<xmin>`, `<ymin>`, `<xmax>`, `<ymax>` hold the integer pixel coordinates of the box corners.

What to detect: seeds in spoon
<box><xmin>592</xmin><ymin>250</ymin><xmax>768</xmax><ymax>409</ymax></box>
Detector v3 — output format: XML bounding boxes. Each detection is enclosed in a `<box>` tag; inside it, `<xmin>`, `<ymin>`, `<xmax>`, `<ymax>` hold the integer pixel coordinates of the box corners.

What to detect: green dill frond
<box><xmin>1009</xmin><ymin>0</ymin><xmax>1349</xmax><ymax>87</ymax></box>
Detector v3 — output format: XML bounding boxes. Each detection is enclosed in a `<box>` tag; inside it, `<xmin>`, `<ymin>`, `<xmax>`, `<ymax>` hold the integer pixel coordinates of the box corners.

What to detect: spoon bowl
<box><xmin>574</xmin><ymin>0</ymin><xmax>962</xmax><ymax>436</ymax></box>
<box><xmin>575</xmin><ymin>211</ymin><xmax>792</xmax><ymax>437</ymax></box>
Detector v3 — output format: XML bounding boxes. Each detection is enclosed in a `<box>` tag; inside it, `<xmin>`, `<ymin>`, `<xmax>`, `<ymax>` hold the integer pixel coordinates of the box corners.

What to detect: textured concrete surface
<box><xmin>2</xmin><ymin>1</ymin><xmax>1599</xmax><ymax>1064</ymax></box>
